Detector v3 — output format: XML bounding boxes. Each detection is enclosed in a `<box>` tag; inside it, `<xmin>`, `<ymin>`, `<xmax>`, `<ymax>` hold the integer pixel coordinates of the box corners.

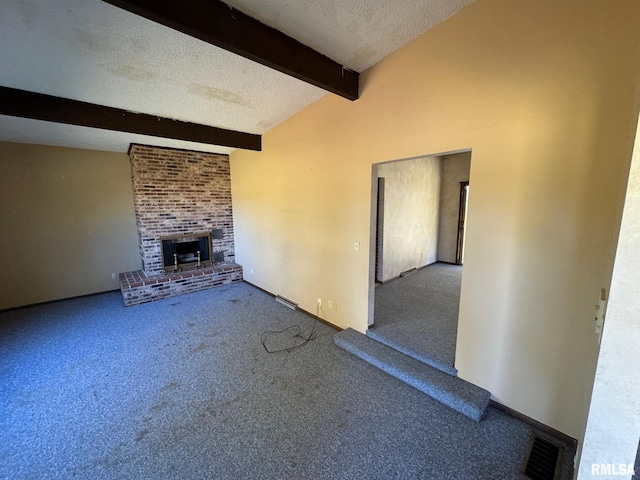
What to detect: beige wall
<box><xmin>376</xmin><ymin>155</ymin><xmax>441</xmax><ymax>281</ymax></box>
<box><xmin>437</xmin><ymin>152</ymin><xmax>471</xmax><ymax>263</ymax></box>
<box><xmin>0</xmin><ymin>141</ymin><xmax>140</xmax><ymax>309</ymax></box>
<box><xmin>230</xmin><ymin>0</ymin><xmax>640</xmax><ymax>443</ymax></box>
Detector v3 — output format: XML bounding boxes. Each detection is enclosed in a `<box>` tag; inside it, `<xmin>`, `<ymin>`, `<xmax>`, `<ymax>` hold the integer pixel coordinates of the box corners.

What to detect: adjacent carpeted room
<box><xmin>371</xmin><ymin>262</ymin><xmax>462</xmax><ymax>375</ymax></box>
<box><xmin>1</xmin><ymin>282</ymin><xmax>575</xmax><ymax>479</ymax></box>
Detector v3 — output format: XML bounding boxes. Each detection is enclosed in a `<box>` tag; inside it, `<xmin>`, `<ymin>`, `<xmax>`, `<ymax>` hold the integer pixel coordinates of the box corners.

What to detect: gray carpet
<box><xmin>0</xmin><ymin>282</ymin><xmax>574</xmax><ymax>479</ymax></box>
<box><xmin>370</xmin><ymin>263</ymin><xmax>462</xmax><ymax>375</ymax></box>
<box><xmin>334</xmin><ymin>328</ymin><xmax>490</xmax><ymax>421</ymax></box>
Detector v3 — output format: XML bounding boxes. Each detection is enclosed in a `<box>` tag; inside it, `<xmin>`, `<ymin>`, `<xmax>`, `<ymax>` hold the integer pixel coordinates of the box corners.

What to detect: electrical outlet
<box><xmin>354</xmin><ymin>241</ymin><xmax>360</xmax><ymax>251</ymax></box>
<box><xmin>250</xmin><ymin>268</ymin><xmax>254</xmax><ymax>275</ymax></box>
<box><xmin>317</xmin><ymin>298</ymin><xmax>322</xmax><ymax>307</ymax></box>
<box><xmin>111</xmin><ymin>273</ymin><xmax>116</xmax><ymax>279</ymax></box>
<box><xmin>328</xmin><ymin>300</ymin><xmax>333</xmax><ymax>309</ymax></box>
<box><xmin>333</xmin><ymin>302</ymin><xmax>338</xmax><ymax>311</ymax></box>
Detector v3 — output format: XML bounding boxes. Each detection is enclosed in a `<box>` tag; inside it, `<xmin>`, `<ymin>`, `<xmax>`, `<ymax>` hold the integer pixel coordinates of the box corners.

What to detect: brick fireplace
<box><xmin>119</xmin><ymin>144</ymin><xmax>242</xmax><ymax>306</ymax></box>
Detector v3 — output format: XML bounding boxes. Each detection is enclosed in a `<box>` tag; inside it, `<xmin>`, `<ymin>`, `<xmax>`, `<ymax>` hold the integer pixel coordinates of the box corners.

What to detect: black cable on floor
<box><xmin>260</xmin><ymin>303</ymin><xmax>319</xmax><ymax>353</ymax></box>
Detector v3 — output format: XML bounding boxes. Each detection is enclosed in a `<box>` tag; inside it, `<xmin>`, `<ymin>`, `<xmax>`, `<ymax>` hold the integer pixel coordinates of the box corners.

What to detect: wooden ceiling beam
<box><xmin>102</xmin><ymin>0</ymin><xmax>359</xmax><ymax>101</ymax></box>
<box><xmin>0</xmin><ymin>86</ymin><xmax>261</xmax><ymax>151</ymax></box>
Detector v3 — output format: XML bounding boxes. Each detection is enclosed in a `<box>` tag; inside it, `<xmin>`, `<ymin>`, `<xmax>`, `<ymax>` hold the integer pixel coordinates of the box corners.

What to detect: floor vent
<box><xmin>275</xmin><ymin>295</ymin><xmax>297</xmax><ymax>310</ymax></box>
<box><xmin>522</xmin><ymin>434</ymin><xmax>563</xmax><ymax>480</ymax></box>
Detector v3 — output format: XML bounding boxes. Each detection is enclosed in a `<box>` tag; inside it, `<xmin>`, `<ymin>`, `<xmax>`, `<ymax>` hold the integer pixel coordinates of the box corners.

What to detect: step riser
<box><xmin>367</xmin><ymin>329</ymin><xmax>458</xmax><ymax>376</ymax></box>
<box><xmin>335</xmin><ymin>328</ymin><xmax>490</xmax><ymax>422</ymax></box>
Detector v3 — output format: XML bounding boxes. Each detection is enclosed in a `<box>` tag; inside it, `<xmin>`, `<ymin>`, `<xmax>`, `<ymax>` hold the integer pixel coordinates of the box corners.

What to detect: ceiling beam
<box><xmin>0</xmin><ymin>86</ymin><xmax>261</xmax><ymax>151</ymax></box>
<box><xmin>102</xmin><ymin>0</ymin><xmax>360</xmax><ymax>101</ymax></box>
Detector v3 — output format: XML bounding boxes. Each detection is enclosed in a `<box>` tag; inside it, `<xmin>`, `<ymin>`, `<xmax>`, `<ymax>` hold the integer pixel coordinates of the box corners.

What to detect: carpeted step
<box><xmin>367</xmin><ymin>328</ymin><xmax>458</xmax><ymax>376</ymax></box>
<box><xmin>334</xmin><ymin>328</ymin><xmax>491</xmax><ymax>422</ymax></box>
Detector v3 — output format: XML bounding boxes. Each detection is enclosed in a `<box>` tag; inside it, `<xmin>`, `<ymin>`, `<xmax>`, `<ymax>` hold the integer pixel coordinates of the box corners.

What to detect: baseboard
<box><xmin>242</xmin><ymin>280</ymin><xmax>278</xmax><ymax>298</ymax></box>
<box><xmin>0</xmin><ymin>289</ymin><xmax>121</xmax><ymax>314</ymax></box>
<box><xmin>378</xmin><ymin>261</ymin><xmax>457</xmax><ymax>284</ymax></box>
<box><xmin>242</xmin><ymin>280</ymin><xmax>342</xmax><ymax>332</ymax></box>
<box><xmin>298</xmin><ymin>306</ymin><xmax>343</xmax><ymax>331</ymax></box>
<box><xmin>489</xmin><ymin>400</ymin><xmax>577</xmax><ymax>448</ymax></box>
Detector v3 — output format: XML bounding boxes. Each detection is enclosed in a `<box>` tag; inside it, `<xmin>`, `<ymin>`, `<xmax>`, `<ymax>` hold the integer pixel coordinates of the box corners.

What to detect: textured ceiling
<box><xmin>0</xmin><ymin>0</ymin><xmax>472</xmax><ymax>154</ymax></box>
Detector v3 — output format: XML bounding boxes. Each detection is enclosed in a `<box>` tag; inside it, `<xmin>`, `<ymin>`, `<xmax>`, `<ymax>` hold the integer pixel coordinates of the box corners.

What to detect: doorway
<box><xmin>368</xmin><ymin>150</ymin><xmax>472</xmax><ymax>373</ymax></box>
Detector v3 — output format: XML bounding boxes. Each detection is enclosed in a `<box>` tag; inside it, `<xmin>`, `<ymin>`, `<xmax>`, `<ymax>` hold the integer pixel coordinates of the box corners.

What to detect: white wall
<box><xmin>437</xmin><ymin>152</ymin><xmax>472</xmax><ymax>263</ymax></box>
<box><xmin>376</xmin><ymin>155</ymin><xmax>442</xmax><ymax>281</ymax></box>
<box><xmin>579</xmin><ymin>118</ymin><xmax>640</xmax><ymax>479</ymax></box>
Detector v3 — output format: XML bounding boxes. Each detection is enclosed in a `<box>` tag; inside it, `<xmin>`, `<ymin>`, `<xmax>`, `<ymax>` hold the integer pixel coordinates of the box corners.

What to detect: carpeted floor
<box><xmin>0</xmin><ymin>282</ymin><xmax>574</xmax><ymax>479</ymax></box>
<box><xmin>371</xmin><ymin>263</ymin><xmax>461</xmax><ymax>375</ymax></box>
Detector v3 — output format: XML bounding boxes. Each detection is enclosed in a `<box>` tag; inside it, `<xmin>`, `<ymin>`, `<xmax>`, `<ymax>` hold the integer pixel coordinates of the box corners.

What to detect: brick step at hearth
<box><xmin>119</xmin><ymin>263</ymin><xmax>243</xmax><ymax>306</ymax></box>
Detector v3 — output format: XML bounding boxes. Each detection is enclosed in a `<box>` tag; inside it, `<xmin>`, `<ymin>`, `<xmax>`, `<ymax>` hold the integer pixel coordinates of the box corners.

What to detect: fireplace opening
<box><xmin>161</xmin><ymin>232</ymin><xmax>212</xmax><ymax>272</ymax></box>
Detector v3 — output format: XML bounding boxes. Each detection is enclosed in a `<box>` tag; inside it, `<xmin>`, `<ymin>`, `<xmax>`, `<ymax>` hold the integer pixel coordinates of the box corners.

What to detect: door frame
<box><xmin>455</xmin><ymin>181</ymin><xmax>469</xmax><ymax>265</ymax></box>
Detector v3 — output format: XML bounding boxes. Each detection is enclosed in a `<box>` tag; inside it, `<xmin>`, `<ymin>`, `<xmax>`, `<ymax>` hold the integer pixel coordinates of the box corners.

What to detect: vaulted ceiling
<box><xmin>0</xmin><ymin>0</ymin><xmax>473</xmax><ymax>154</ymax></box>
